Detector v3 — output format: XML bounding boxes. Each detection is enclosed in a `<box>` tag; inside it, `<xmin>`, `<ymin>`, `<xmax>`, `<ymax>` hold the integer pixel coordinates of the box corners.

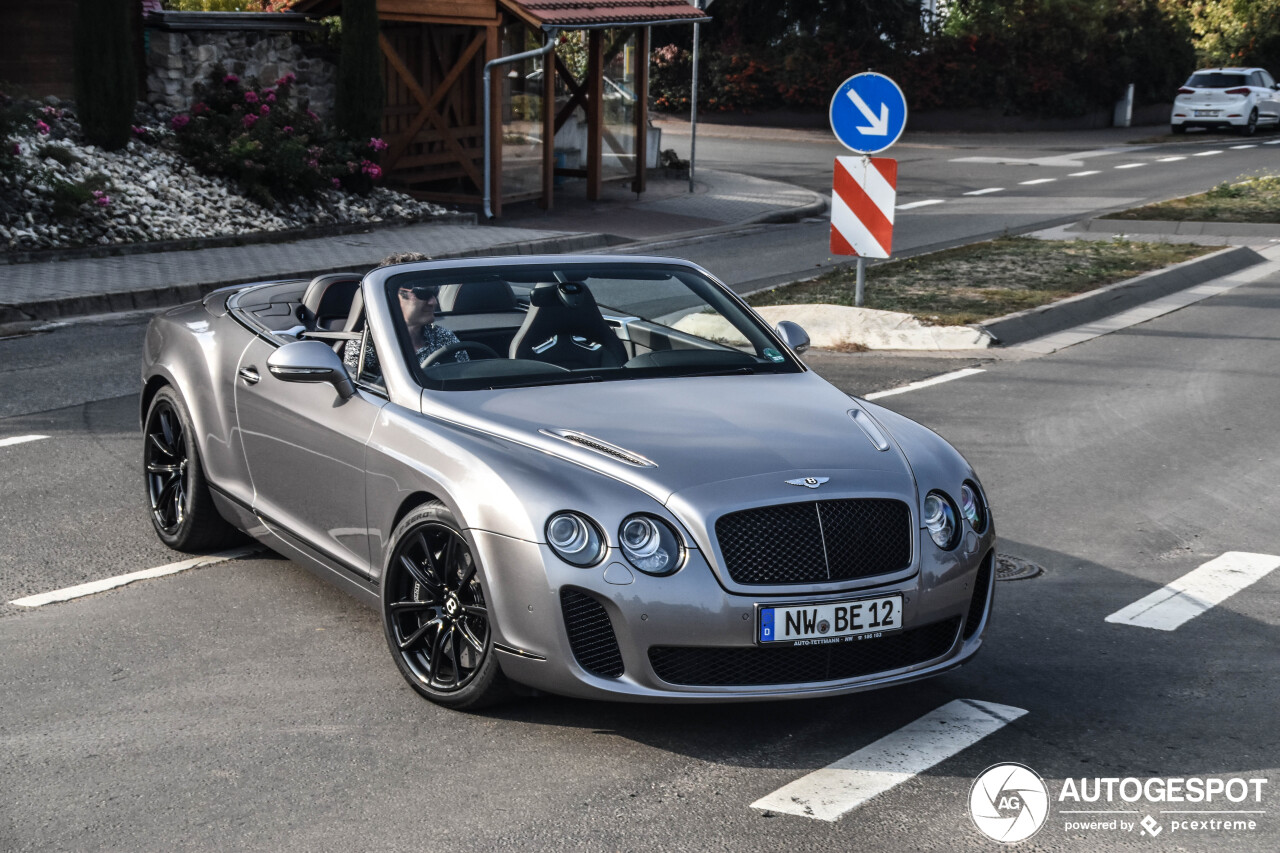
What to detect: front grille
<box><xmin>963</xmin><ymin>554</ymin><xmax>993</xmax><ymax>639</ymax></box>
<box><xmin>560</xmin><ymin>588</ymin><xmax>624</xmax><ymax>678</ymax></box>
<box><xmin>649</xmin><ymin>617</ymin><xmax>961</xmax><ymax>686</ymax></box>
<box><xmin>715</xmin><ymin>499</ymin><xmax>912</xmax><ymax>585</ymax></box>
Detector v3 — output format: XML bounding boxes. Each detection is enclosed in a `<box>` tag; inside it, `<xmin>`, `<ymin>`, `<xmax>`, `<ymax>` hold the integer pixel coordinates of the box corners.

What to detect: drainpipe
<box><xmin>484</xmin><ymin>30</ymin><xmax>559</xmax><ymax>220</ymax></box>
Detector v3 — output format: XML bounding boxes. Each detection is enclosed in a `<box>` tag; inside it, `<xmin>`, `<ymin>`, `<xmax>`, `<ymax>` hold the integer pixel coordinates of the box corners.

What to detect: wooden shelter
<box><xmin>294</xmin><ymin>0</ymin><xmax>708</xmax><ymax>216</ymax></box>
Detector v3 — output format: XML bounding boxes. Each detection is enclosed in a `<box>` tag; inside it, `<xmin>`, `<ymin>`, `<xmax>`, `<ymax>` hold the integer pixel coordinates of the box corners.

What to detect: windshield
<box><xmin>1186</xmin><ymin>72</ymin><xmax>1249</xmax><ymax>89</ymax></box>
<box><xmin>381</xmin><ymin>262</ymin><xmax>803</xmax><ymax>391</ymax></box>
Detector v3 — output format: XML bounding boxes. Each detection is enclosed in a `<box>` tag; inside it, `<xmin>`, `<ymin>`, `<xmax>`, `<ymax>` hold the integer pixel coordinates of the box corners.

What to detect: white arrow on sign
<box><xmin>846</xmin><ymin>88</ymin><xmax>889</xmax><ymax>136</ymax></box>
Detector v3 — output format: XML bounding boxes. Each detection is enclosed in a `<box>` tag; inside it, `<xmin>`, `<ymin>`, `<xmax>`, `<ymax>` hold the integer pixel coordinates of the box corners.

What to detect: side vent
<box><xmin>561</xmin><ymin>588</ymin><xmax>625</xmax><ymax>678</ymax></box>
<box><xmin>541</xmin><ymin>429</ymin><xmax>657</xmax><ymax>468</ymax></box>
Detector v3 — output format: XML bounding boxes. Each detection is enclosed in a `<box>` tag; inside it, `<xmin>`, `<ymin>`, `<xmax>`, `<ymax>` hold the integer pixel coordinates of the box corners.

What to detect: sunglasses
<box><xmin>399</xmin><ymin>286</ymin><xmax>439</xmax><ymax>301</ymax></box>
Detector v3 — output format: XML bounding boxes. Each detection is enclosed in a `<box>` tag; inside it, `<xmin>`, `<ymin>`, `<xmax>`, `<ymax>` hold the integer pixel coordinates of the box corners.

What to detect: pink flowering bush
<box><xmin>171</xmin><ymin>66</ymin><xmax>387</xmax><ymax>205</ymax></box>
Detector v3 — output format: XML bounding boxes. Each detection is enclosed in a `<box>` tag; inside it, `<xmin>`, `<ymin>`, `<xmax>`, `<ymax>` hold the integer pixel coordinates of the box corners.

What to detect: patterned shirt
<box><xmin>344</xmin><ymin>323</ymin><xmax>468</xmax><ymax>381</ymax></box>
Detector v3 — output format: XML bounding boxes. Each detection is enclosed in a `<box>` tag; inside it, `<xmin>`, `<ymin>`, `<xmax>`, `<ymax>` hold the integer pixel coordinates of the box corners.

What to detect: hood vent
<box><xmin>541</xmin><ymin>429</ymin><xmax>658</xmax><ymax>468</ymax></box>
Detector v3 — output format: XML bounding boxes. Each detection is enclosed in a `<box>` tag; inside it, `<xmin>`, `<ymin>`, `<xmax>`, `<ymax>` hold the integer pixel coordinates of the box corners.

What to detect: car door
<box><xmin>1259</xmin><ymin>70</ymin><xmax>1280</xmax><ymax>122</ymax></box>
<box><xmin>234</xmin><ymin>336</ymin><xmax>387</xmax><ymax>576</ymax></box>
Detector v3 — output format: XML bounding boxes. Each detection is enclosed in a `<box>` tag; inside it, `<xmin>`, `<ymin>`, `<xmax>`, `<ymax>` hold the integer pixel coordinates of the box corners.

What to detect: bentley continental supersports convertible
<box><xmin>141</xmin><ymin>255</ymin><xmax>995</xmax><ymax>709</ymax></box>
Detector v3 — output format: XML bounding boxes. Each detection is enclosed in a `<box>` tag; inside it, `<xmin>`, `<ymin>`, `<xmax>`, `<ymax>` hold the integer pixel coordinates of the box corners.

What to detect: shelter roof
<box><xmin>290</xmin><ymin>0</ymin><xmax>709</xmax><ymax>27</ymax></box>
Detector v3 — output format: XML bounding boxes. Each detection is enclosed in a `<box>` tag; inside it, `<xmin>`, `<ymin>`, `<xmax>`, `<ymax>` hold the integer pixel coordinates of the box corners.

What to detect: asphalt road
<box><xmin>649</xmin><ymin>124</ymin><xmax>1280</xmax><ymax>291</ymax></box>
<box><xmin>3</xmin><ymin>258</ymin><xmax>1278</xmax><ymax>851</ymax></box>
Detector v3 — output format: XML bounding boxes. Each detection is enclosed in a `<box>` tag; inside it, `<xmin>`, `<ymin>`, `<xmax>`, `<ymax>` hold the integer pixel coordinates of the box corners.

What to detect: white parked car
<box><xmin>1171</xmin><ymin>67</ymin><xmax>1280</xmax><ymax>135</ymax></box>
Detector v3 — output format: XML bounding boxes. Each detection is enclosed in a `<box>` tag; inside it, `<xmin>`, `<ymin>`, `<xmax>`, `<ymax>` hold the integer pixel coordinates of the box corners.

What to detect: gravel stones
<box><xmin>1</xmin><ymin>101</ymin><xmax>450</xmax><ymax>255</ymax></box>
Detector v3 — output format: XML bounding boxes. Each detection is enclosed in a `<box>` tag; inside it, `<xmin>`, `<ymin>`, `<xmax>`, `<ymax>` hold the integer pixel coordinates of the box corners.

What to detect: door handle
<box><xmin>238</xmin><ymin>367</ymin><xmax>261</xmax><ymax>385</ymax></box>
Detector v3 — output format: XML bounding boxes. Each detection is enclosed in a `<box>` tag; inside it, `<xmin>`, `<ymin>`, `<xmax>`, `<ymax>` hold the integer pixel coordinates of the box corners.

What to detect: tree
<box><xmin>336</xmin><ymin>0</ymin><xmax>384</xmax><ymax>141</ymax></box>
<box><xmin>74</xmin><ymin>0</ymin><xmax>137</xmax><ymax>150</ymax></box>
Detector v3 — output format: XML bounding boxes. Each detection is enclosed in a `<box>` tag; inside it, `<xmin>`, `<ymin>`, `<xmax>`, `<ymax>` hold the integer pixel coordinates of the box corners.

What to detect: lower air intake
<box><xmin>561</xmin><ymin>588</ymin><xmax>624</xmax><ymax>678</ymax></box>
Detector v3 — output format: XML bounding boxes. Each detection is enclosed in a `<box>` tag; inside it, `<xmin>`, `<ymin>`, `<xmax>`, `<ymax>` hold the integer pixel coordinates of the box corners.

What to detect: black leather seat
<box><xmin>508</xmin><ymin>281</ymin><xmax>627</xmax><ymax>369</ymax></box>
<box><xmin>440</xmin><ymin>280</ymin><xmax>517</xmax><ymax>314</ymax></box>
<box><xmin>299</xmin><ymin>273</ymin><xmax>362</xmax><ymax>331</ymax></box>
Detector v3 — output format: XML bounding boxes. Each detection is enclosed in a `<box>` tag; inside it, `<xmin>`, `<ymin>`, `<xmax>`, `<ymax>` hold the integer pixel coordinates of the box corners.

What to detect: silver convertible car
<box><xmin>141</xmin><ymin>255</ymin><xmax>995</xmax><ymax>709</ymax></box>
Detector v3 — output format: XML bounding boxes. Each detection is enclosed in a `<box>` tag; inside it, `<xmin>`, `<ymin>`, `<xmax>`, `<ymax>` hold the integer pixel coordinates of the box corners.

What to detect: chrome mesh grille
<box><xmin>560</xmin><ymin>588</ymin><xmax>624</xmax><ymax>678</ymax></box>
<box><xmin>648</xmin><ymin>617</ymin><xmax>961</xmax><ymax>686</ymax></box>
<box><xmin>714</xmin><ymin>499</ymin><xmax>912</xmax><ymax>585</ymax></box>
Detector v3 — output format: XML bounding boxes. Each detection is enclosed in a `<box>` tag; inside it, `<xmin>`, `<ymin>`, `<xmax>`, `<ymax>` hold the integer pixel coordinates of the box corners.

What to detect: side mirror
<box><xmin>267</xmin><ymin>340</ymin><xmax>356</xmax><ymax>399</ymax></box>
<box><xmin>775</xmin><ymin>320</ymin><xmax>811</xmax><ymax>355</ymax></box>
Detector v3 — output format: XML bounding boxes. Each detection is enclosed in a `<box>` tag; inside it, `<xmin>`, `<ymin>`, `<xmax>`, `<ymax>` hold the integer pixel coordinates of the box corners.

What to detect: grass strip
<box><xmin>1102</xmin><ymin>175</ymin><xmax>1280</xmax><ymax>223</ymax></box>
<box><xmin>747</xmin><ymin>237</ymin><xmax>1216</xmax><ymax>326</ymax></box>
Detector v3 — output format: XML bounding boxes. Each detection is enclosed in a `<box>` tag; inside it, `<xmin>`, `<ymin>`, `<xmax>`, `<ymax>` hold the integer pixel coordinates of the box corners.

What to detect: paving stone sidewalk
<box><xmin>0</xmin><ymin>169</ymin><xmax>826</xmax><ymax>326</ymax></box>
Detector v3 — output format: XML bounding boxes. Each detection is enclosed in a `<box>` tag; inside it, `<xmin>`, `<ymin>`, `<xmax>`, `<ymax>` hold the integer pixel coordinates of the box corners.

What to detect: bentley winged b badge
<box><xmin>786</xmin><ymin>476</ymin><xmax>830</xmax><ymax>489</ymax></box>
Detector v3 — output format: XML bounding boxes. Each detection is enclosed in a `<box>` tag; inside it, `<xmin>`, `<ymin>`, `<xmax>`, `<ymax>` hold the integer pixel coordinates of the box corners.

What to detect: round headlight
<box><xmin>960</xmin><ymin>482</ymin><xmax>987</xmax><ymax>533</ymax></box>
<box><xmin>923</xmin><ymin>492</ymin><xmax>959</xmax><ymax>550</ymax></box>
<box><xmin>546</xmin><ymin>512</ymin><xmax>605</xmax><ymax>567</ymax></box>
<box><xmin>619</xmin><ymin>515</ymin><xmax>683</xmax><ymax>575</ymax></box>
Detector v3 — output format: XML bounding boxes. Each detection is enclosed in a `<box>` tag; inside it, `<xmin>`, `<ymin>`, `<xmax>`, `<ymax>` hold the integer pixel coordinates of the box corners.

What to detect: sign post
<box><xmin>827</xmin><ymin>72</ymin><xmax>907</xmax><ymax>306</ymax></box>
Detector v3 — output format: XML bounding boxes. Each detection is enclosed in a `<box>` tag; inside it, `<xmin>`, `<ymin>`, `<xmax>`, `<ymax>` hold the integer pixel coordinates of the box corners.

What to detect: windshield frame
<box><xmin>370</xmin><ymin>257</ymin><xmax>807</xmax><ymax>392</ymax></box>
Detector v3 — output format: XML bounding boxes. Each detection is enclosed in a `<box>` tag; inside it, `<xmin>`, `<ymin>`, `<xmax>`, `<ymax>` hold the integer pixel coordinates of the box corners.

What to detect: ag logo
<box><xmin>969</xmin><ymin>763</ymin><xmax>1050</xmax><ymax>843</ymax></box>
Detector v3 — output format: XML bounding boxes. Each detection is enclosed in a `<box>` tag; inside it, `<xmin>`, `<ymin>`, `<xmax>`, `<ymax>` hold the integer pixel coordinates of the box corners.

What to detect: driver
<box><xmin>343</xmin><ymin>281</ymin><xmax>469</xmax><ymax>379</ymax></box>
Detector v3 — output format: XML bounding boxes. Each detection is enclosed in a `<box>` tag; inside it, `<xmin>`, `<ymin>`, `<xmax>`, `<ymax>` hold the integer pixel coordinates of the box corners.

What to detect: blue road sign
<box><xmin>829</xmin><ymin>73</ymin><xmax>907</xmax><ymax>155</ymax></box>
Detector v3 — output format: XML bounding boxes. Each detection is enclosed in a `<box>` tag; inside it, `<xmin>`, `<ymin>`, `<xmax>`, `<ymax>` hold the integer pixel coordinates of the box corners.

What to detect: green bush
<box><xmin>172</xmin><ymin>66</ymin><xmax>387</xmax><ymax>206</ymax></box>
<box><xmin>73</xmin><ymin>0</ymin><xmax>136</xmax><ymax>150</ymax></box>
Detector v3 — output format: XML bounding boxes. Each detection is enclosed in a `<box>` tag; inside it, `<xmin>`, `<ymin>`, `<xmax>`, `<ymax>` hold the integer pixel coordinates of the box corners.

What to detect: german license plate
<box><xmin>758</xmin><ymin>594</ymin><xmax>902</xmax><ymax>645</ymax></box>
<box><xmin>1194</xmin><ymin>110</ymin><xmax>1218</xmax><ymax>117</ymax></box>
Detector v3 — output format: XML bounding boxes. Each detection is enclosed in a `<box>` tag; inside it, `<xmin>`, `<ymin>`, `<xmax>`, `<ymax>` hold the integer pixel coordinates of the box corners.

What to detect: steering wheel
<box><xmin>420</xmin><ymin>340</ymin><xmax>500</xmax><ymax>367</ymax></box>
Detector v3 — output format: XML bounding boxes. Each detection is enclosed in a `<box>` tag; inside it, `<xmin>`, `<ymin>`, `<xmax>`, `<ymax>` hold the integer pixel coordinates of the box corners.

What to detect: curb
<box><xmin>0</xmin><ymin>213</ymin><xmax>479</xmax><ymax>267</ymax></box>
<box><xmin>0</xmin><ymin>232</ymin><xmax>611</xmax><ymax>327</ymax></box>
<box><xmin>977</xmin><ymin>244</ymin><xmax>1266</xmax><ymax>346</ymax></box>
<box><xmin>1068</xmin><ymin>218</ymin><xmax>1280</xmax><ymax>239</ymax></box>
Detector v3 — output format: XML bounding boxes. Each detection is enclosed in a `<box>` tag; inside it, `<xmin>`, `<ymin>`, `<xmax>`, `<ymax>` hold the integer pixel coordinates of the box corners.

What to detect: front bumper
<box><xmin>470</xmin><ymin>527</ymin><xmax>996</xmax><ymax>702</ymax></box>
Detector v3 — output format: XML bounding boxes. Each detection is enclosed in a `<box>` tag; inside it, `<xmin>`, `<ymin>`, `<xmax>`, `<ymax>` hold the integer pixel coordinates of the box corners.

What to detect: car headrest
<box><xmin>300</xmin><ymin>273</ymin><xmax>362</xmax><ymax>331</ymax></box>
<box><xmin>446</xmin><ymin>280</ymin><xmax>517</xmax><ymax>314</ymax></box>
<box><xmin>528</xmin><ymin>280</ymin><xmax>594</xmax><ymax>309</ymax></box>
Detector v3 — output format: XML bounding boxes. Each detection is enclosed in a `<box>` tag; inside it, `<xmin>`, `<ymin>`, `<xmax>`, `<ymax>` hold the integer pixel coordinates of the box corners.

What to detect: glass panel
<box><xmin>500</xmin><ymin>26</ymin><xmax>546</xmax><ymax>200</ymax></box>
<box><xmin>552</xmin><ymin>32</ymin><xmax>589</xmax><ymax>184</ymax></box>
<box><xmin>384</xmin><ymin>263</ymin><xmax>802</xmax><ymax>391</ymax></box>
<box><xmin>601</xmin><ymin>29</ymin><xmax>638</xmax><ymax>181</ymax></box>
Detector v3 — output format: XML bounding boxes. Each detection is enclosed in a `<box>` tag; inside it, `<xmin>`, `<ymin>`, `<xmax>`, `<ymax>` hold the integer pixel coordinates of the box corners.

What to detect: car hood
<box><xmin>422</xmin><ymin>371</ymin><xmax>917</xmax><ymax>507</ymax></box>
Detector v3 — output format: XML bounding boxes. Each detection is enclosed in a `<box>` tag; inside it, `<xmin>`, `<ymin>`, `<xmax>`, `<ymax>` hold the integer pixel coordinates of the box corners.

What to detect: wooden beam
<box><xmin>380</xmin><ymin>31</ymin><xmax>484</xmax><ymax>174</ymax></box>
<box><xmin>541</xmin><ymin>36</ymin><xmax>556</xmax><ymax>210</ymax></box>
<box><xmin>487</xmin><ymin>23</ymin><xmax>502</xmax><ymax>217</ymax></box>
<box><xmin>586</xmin><ymin>30</ymin><xmax>604</xmax><ymax>201</ymax></box>
<box><xmin>633</xmin><ymin>26</ymin><xmax>649</xmax><ymax>194</ymax></box>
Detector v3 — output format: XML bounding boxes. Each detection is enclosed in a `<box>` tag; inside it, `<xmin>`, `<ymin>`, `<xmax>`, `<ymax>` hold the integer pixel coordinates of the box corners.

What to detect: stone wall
<box><xmin>145</xmin><ymin>26</ymin><xmax>336</xmax><ymax>119</ymax></box>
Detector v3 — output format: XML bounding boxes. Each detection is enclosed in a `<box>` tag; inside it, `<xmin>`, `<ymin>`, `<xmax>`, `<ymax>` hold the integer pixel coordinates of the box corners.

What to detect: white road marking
<box><xmin>1230</xmin><ymin>144</ymin><xmax>1258</xmax><ymax>150</ymax></box>
<box><xmin>1265</xmin><ymin>140</ymin><xmax>1280</xmax><ymax>145</ymax></box>
<box><xmin>896</xmin><ymin>199</ymin><xmax>946</xmax><ymax>210</ymax></box>
<box><xmin>1193</xmin><ymin>150</ymin><xmax>1223</xmax><ymax>156</ymax></box>
<box><xmin>1019</xmin><ymin>178</ymin><xmax>1056</xmax><ymax>185</ymax></box>
<box><xmin>963</xmin><ymin>187</ymin><xmax>1004</xmax><ymax>196</ymax></box>
<box><xmin>1156</xmin><ymin>156</ymin><xmax>1187</xmax><ymax>162</ymax></box>
<box><xmin>751</xmin><ymin>699</ymin><xmax>1027</xmax><ymax>822</ymax></box>
<box><xmin>1114</xmin><ymin>163</ymin><xmax>1146</xmax><ymax>169</ymax></box>
<box><xmin>10</xmin><ymin>547</ymin><xmax>259</xmax><ymax>608</ymax></box>
<box><xmin>1068</xmin><ymin>170</ymin><xmax>1101</xmax><ymax>176</ymax></box>
<box><xmin>0</xmin><ymin>435</ymin><xmax>50</xmax><ymax>448</ymax></box>
<box><xmin>1105</xmin><ymin>552</ymin><xmax>1280</xmax><ymax>631</ymax></box>
<box><xmin>864</xmin><ymin>368</ymin><xmax>986</xmax><ymax>400</ymax></box>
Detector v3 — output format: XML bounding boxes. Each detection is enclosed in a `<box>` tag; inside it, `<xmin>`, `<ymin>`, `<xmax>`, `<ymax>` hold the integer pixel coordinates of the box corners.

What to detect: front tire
<box><xmin>380</xmin><ymin>502</ymin><xmax>511</xmax><ymax>710</ymax></box>
<box><xmin>143</xmin><ymin>386</ymin><xmax>241</xmax><ymax>552</ymax></box>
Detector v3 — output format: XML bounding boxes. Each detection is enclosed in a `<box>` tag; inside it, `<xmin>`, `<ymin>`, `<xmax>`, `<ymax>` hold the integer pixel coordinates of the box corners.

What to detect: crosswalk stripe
<box><xmin>1068</xmin><ymin>170</ymin><xmax>1101</xmax><ymax>176</ymax></box>
<box><xmin>1157</xmin><ymin>156</ymin><xmax>1187</xmax><ymax>162</ymax></box>
<box><xmin>751</xmin><ymin>699</ymin><xmax>1028</xmax><ymax>822</ymax></box>
<box><xmin>10</xmin><ymin>547</ymin><xmax>259</xmax><ymax>608</ymax></box>
<box><xmin>1020</xmin><ymin>178</ymin><xmax>1056</xmax><ymax>185</ymax></box>
<box><xmin>896</xmin><ymin>199</ymin><xmax>945</xmax><ymax>210</ymax></box>
<box><xmin>1230</xmin><ymin>144</ymin><xmax>1258</xmax><ymax>149</ymax></box>
<box><xmin>0</xmin><ymin>435</ymin><xmax>49</xmax><ymax>448</ymax></box>
<box><xmin>1193</xmin><ymin>150</ymin><xmax>1223</xmax><ymax>156</ymax></box>
<box><xmin>963</xmin><ymin>188</ymin><xmax>1004</xmax><ymax>196</ymax></box>
<box><xmin>1105</xmin><ymin>552</ymin><xmax>1280</xmax><ymax>631</ymax></box>
<box><xmin>1114</xmin><ymin>163</ymin><xmax>1146</xmax><ymax>169</ymax></box>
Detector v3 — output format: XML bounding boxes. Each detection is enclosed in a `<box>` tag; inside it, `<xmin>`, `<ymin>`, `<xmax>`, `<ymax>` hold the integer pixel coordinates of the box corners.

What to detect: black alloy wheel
<box><xmin>143</xmin><ymin>386</ymin><xmax>240</xmax><ymax>552</ymax></box>
<box><xmin>381</xmin><ymin>502</ymin><xmax>510</xmax><ymax>709</ymax></box>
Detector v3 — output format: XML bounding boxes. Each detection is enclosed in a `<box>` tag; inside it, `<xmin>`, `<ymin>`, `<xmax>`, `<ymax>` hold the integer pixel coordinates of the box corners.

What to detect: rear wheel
<box><xmin>1170</xmin><ymin>123</ymin><xmax>1186</xmax><ymax>135</ymax></box>
<box><xmin>380</xmin><ymin>502</ymin><xmax>511</xmax><ymax>710</ymax></box>
<box><xmin>143</xmin><ymin>386</ymin><xmax>241</xmax><ymax>551</ymax></box>
<box><xmin>1240</xmin><ymin>109</ymin><xmax>1258</xmax><ymax>135</ymax></box>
